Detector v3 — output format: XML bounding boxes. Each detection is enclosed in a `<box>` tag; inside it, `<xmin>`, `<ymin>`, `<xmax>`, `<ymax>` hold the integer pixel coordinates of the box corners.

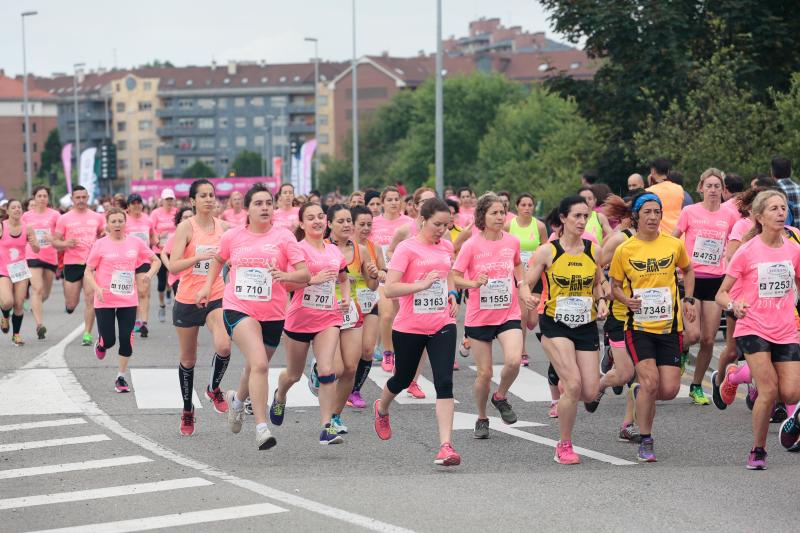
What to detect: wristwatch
<box><xmin>726</xmin><ymin>301</ymin><xmax>734</xmax><ymax>311</ymax></box>
<box><xmin>683</xmin><ymin>297</ymin><xmax>696</xmax><ymax>305</ymax></box>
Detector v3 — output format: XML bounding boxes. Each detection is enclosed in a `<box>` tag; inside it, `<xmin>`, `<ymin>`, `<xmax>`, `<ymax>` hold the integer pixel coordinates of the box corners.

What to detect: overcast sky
<box><xmin>1</xmin><ymin>0</ymin><xmax>571</xmax><ymax>78</ymax></box>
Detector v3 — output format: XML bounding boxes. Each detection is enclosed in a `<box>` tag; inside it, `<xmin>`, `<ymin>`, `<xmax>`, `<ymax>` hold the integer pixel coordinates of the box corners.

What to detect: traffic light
<box><xmin>99</xmin><ymin>143</ymin><xmax>117</xmax><ymax>180</ymax></box>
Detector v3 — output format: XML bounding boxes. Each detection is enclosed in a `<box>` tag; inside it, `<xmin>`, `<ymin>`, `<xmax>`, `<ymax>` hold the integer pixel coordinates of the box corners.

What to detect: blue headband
<box><xmin>632</xmin><ymin>193</ymin><xmax>662</xmax><ymax>214</ymax></box>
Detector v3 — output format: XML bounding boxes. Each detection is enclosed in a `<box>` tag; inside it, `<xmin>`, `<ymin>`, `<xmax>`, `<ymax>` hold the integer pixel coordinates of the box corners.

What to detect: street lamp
<box><xmin>262</xmin><ymin>114</ymin><xmax>275</xmax><ymax>177</ymax></box>
<box><xmin>351</xmin><ymin>0</ymin><xmax>359</xmax><ymax>192</ymax></box>
<box><xmin>21</xmin><ymin>10</ymin><xmax>38</xmax><ymax>197</ymax></box>
<box><xmin>435</xmin><ymin>0</ymin><xmax>444</xmax><ymax>196</ymax></box>
<box><xmin>73</xmin><ymin>62</ymin><xmax>86</xmax><ymax>173</ymax></box>
<box><xmin>304</xmin><ymin>37</ymin><xmax>320</xmax><ymax>189</ymax></box>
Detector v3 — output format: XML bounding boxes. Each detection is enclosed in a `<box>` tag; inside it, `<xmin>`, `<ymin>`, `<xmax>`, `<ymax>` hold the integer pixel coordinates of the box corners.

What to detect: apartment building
<box><xmin>111</xmin><ymin>73</ymin><xmax>161</xmax><ymax>181</ymax></box>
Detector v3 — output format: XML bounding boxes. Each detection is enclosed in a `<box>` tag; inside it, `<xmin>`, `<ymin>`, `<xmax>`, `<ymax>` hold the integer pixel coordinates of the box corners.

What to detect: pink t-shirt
<box><xmin>0</xmin><ymin>221</ymin><xmax>30</xmax><ymax>277</ymax></box>
<box><xmin>87</xmin><ymin>235</ymin><xmax>155</xmax><ymax>309</ymax></box>
<box><xmin>456</xmin><ymin>207</ymin><xmax>475</xmax><ymax>228</ymax></box>
<box><xmin>273</xmin><ymin>207</ymin><xmax>299</xmax><ymax>232</ymax></box>
<box><xmin>22</xmin><ymin>208</ymin><xmax>60</xmax><ymax>265</ymax></box>
<box><xmin>284</xmin><ymin>240</ymin><xmax>347</xmax><ymax>333</ymax></box>
<box><xmin>222</xmin><ymin>209</ymin><xmax>248</xmax><ymax>227</ymax></box>
<box><xmin>125</xmin><ymin>213</ymin><xmax>152</xmax><ymax>248</ymax></box>
<box><xmin>729</xmin><ymin>217</ymin><xmax>754</xmax><ymax>243</ymax></box>
<box><xmin>218</xmin><ymin>226</ymin><xmax>304</xmax><ymax>322</ymax></box>
<box><xmin>721</xmin><ymin>198</ymin><xmax>742</xmax><ymax>223</ymax></box>
<box><xmin>676</xmin><ymin>203</ymin><xmax>738</xmax><ymax>277</ymax></box>
<box><xmin>372</xmin><ymin>214</ymin><xmax>413</xmax><ymax>262</ymax></box>
<box><xmin>55</xmin><ymin>209</ymin><xmax>106</xmax><ymax>265</ymax></box>
<box><xmin>150</xmin><ymin>207</ymin><xmax>177</xmax><ymax>251</ymax></box>
<box><xmin>453</xmin><ymin>232</ymin><xmax>521</xmax><ymax>327</ymax></box>
<box><xmin>388</xmin><ymin>237</ymin><xmax>455</xmax><ymax>335</ymax></box>
<box><xmin>727</xmin><ymin>236</ymin><xmax>800</xmax><ymax>344</ymax></box>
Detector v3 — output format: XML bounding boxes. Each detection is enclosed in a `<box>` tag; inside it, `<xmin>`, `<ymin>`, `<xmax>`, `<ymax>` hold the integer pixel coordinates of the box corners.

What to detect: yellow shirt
<box><xmin>543</xmin><ymin>239</ymin><xmax>597</xmax><ymax>326</ymax></box>
<box><xmin>647</xmin><ymin>180</ymin><xmax>685</xmax><ymax>234</ymax></box>
<box><xmin>609</xmin><ymin>233</ymin><xmax>689</xmax><ymax>334</ymax></box>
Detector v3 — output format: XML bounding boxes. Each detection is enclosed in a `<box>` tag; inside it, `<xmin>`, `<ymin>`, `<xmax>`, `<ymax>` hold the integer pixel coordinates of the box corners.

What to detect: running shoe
<box><xmin>346</xmin><ymin>391</ymin><xmax>366</xmax><ymax>409</ymax></box>
<box><xmin>547</xmin><ymin>363</ymin><xmax>559</xmax><ymax>386</ymax></box>
<box><xmin>637</xmin><ymin>437</ymin><xmax>657</xmax><ymax>462</ymax></box>
<box><xmin>244</xmin><ymin>396</ymin><xmax>253</xmax><ymax>415</ymax></box>
<box><xmin>548</xmin><ymin>401</ymin><xmax>558</xmax><ymax>418</ymax></box>
<box><xmin>521</xmin><ymin>354</ymin><xmax>530</xmax><ymax>367</ymax></box>
<box><xmin>771</xmin><ymin>403</ymin><xmax>788</xmax><ymax>423</ymax></box>
<box><xmin>601</xmin><ymin>346</ymin><xmax>614</xmax><ymax>374</ymax></box>
<box><xmin>307</xmin><ymin>361</ymin><xmax>320</xmax><ymax>397</ymax></box>
<box><xmin>779</xmin><ymin>404</ymin><xmax>800</xmax><ymax>449</ymax></box>
<box><xmin>257</xmin><ymin>426</ymin><xmax>277</xmax><ymax>450</ymax></box>
<box><xmin>381</xmin><ymin>351</ymin><xmax>395</xmax><ymax>373</ymax></box>
<box><xmin>94</xmin><ymin>339</ymin><xmax>106</xmax><ymax>360</ymax></box>
<box><xmin>618</xmin><ymin>424</ymin><xmax>642</xmax><ymax>443</ymax></box>
<box><xmin>373</xmin><ymin>399</ymin><xmax>392</xmax><ymax>440</ymax></box>
<box><xmin>114</xmin><ymin>376</ymin><xmax>130</xmax><ymax>393</ymax></box>
<box><xmin>746</xmin><ymin>447</ymin><xmax>767</xmax><ymax>470</ymax></box>
<box><xmin>434</xmin><ymin>442</ymin><xmax>461</xmax><ymax>466</ymax></box>
<box><xmin>180</xmin><ymin>409</ymin><xmax>195</xmax><ymax>436</ymax></box>
<box><xmin>0</xmin><ymin>316</ymin><xmax>8</xmax><ymax>334</ymax></box>
<box><xmin>407</xmin><ymin>380</ymin><xmax>426</xmax><ymax>399</ymax></box>
<box><xmin>680</xmin><ymin>349</ymin><xmax>689</xmax><ymax>376</ymax></box>
<box><xmin>458</xmin><ymin>338</ymin><xmax>471</xmax><ymax>358</ymax></box>
<box><xmin>36</xmin><ymin>324</ymin><xmax>46</xmax><ymax>340</ymax></box>
<box><xmin>158</xmin><ymin>306</ymin><xmax>166</xmax><ymax>323</ymax></box>
<box><xmin>81</xmin><ymin>332</ymin><xmax>92</xmax><ymax>346</ymax></box>
<box><xmin>269</xmin><ymin>389</ymin><xmax>285</xmax><ymax>426</ymax></box>
<box><xmin>745</xmin><ymin>385</ymin><xmax>757</xmax><ymax>411</ymax></box>
<box><xmin>226</xmin><ymin>390</ymin><xmax>245</xmax><ymax>434</ymax></box>
<box><xmin>139</xmin><ymin>322</ymin><xmax>149</xmax><ymax>338</ymax></box>
<box><xmin>554</xmin><ymin>440</ymin><xmax>580</xmax><ymax>465</ymax></box>
<box><xmin>453</xmin><ymin>359</ymin><xmax>459</xmax><ymax>370</ymax></box>
<box><xmin>711</xmin><ymin>370</ymin><xmax>727</xmax><ymax>410</ymax></box>
<box><xmin>689</xmin><ymin>384</ymin><xmax>710</xmax><ymax>406</ymax></box>
<box><xmin>134</xmin><ymin>320</ymin><xmax>141</xmax><ymax>333</ymax></box>
<box><xmin>11</xmin><ymin>334</ymin><xmax>24</xmax><ymax>346</ymax></box>
<box><xmin>612</xmin><ymin>384</ymin><xmax>624</xmax><ymax>396</ymax></box>
<box><xmin>330</xmin><ymin>414</ymin><xmax>348</xmax><ymax>434</ymax></box>
<box><xmin>373</xmin><ymin>347</ymin><xmax>383</xmax><ymax>362</ymax></box>
<box><xmin>320</xmin><ymin>424</ymin><xmax>344</xmax><ymax>445</ymax></box>
<box><xmin>584</xmin><ymin>390</ymin><xmax>605</xmax><ymax>413</ymax></box>
<box><xmin>491</xmin><ymin>393</ymin><xmax>518</xmax><ymax>424</ymax></box>
<box><xmin>720</xmin><ymin>365</ymin><xmax>740</xmax><ymax>406</ymax></box>
<box><xmin>474</xmin><ymin>418</ymin><xmax>490</xmax><ymax>439</ymax></box>
<box><xmin>205</xmin><ymin>386</ymin><xmax>228</xmax><ymax>413</ymax></box>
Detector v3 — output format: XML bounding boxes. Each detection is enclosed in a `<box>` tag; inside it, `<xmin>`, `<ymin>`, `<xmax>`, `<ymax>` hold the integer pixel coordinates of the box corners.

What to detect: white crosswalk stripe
<box><xmin>0</xmin><ymin>417</ymin><xmax>87</xmax><ymax>432</ymax></box>
<box><xmin>129</xmin><ymin>368</ymin><xmax>203</xmax><ymax>409</ymax></box>
<box><xmin>0</xmin><ymin>434</ymin><xmax>110</xmax><ymax>452</ymax></box>
<box><xmin>0</xmin><ymin>456</ymin><xmax>152</xmax><ymax>480</ymax></box>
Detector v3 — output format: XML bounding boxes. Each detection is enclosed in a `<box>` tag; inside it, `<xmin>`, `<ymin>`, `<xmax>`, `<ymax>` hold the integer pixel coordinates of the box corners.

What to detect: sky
<box><xmin>0</xmin><ymin>0</ymin><xmax>572</xmax><ymax>78</ymax></box>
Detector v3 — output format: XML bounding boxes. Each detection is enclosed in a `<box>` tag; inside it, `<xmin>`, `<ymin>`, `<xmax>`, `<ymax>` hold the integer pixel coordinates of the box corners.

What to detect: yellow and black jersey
<box><xmin>609</xmin><ymin>233</ymin><xmax>690</xmax><ymax>334</ymax></box>
<box><xmin>610</xmin><ymin>229</ymin><xmax>634</xmax><ymax>322</ymax></box>
<box><xmin>542</xmin><ymin>239</ymin><xmax>597</xmax><ymax>324</ymax></box>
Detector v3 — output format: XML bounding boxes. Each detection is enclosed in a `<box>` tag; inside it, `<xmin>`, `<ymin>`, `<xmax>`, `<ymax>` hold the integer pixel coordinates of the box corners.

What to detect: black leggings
<box><xmin>95</xmin><ymin>306</ymin><xmax>137</xmax><ymax>357</ymax></box>
<box><xmin>388</xmin><ymin>323</ymin><xmax>456</xmax><ymax>399</ymax></box>
<box><xmin>157</xmin><ymin>263</ymin><xmax>169</xmax><ymax>293</ymax></box>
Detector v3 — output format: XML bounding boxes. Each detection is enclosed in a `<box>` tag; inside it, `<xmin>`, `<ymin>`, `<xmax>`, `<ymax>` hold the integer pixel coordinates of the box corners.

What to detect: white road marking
<box><xmin>368</xmin><ymin>367</ymin><xmax>457</xmax><ymax>404</ymax></box>
<box><xmin>469</xmin><ymin>365</ymin><xmax>553</xmax><ymax>402</ymax></box>
<box><xmin>0</xmin><ymin>477</ymin><xmax>213</xmax><ymax>510</ymax></box>
<box><xmin>453</xmin><ymin>411</ymin><xmax>635</xmax><ymax>466</ymax></box>
<box><xmin>129</xmin><ymin>368</ymin><xmax>202</xmax><ymax>409</ymax></box>
<box><xmin>0</xmin><ymin>434</ymin><xmax>110</xmax><ymax>453</ymax></box>
<box><xmin>0</xmin><ymin>369</ymin><xmax>81</xmax><ymax>415</ymax></box>
<box><xmin>26</xmin><ymin>503</ymin><xmax>288</xmax><ymax>533</ymax></box>
<box><xmin>267</xmin><ymin>369</ymin><xmax>322</xmax><ymax>407</ymax></box>
<box><xmin>0</xmin><ymin>417</ymin><xmax>87</xmax><ymax>432</ymax></box>
<box><xmin>0</xmin><ymin>455</ymin><xmax>153</xmax><ymax>480</ymax></box>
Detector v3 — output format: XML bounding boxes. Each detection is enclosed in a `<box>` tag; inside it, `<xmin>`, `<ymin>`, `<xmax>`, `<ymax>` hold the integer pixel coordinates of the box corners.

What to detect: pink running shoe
<box><xmin>205</xmin><ymin>386</ymin><xmax>229</xmax><ymax>413</ymax></box>
<box><xmin>554</xmin><ymin>440</ymin><xmax>580</xmax><ymax>465</ymax></box>
<box><xmin>407</xmin><ymin>380</ymin><xmax>426</xmax><ymax>399</ymax></box>
<box><xmin>373</xmin><ymin>400</ymin><xmax>392</xmax><ymax>440</ymax></box>
<box><xmin>347</xmin><ymin>391</ymin><xmax>366</xmax><ymax>409</ymax></box>
<box><xmin>180</xmin><ymin>409</ymin><xmax>195</xmax><ymax>436</ymax></box>
<box><xmin>548</xmin><ymin>401</ymin><xmax>559</xmax><ymax>418</ymax></box>
<box><xmin>381</xmin><ymin>351</ymin><xmax>395</xmax><ymax>373</ymax></box>
<box><xmin>434</xmin><ymin>442</ymin><xmax>461</xmax><ymax>466</ymax></box>
<box><xmin>453</xmin><ymin>359</ymin><xmax>460</xmax><ymax>370</ymax></box>
<box><xmin>521</xmin><ymin>354</ymin><xmax>530</xmax><ymax>367</ymax></box>
<box><xmin>95</xmin><ymin>339</ymin><xmax>106</xmax><ymax>360</ymax></box>
<box><xmin>720</xmin><ymin>365</ymin><xmax>739</xmax><ymax>406</ymax></box>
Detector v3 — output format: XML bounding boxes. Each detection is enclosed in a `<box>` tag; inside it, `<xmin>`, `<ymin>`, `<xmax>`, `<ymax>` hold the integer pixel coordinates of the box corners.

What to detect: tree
<box><xmin>317</xmin><ymin>155</ymin><xmax>353</xmax><ymax>195</ymax></box>
<box><xmin>229</xmin><ymin>150</ymin><xmax>264</xmax><ymax>177</ymax></box>
<box><xmin>37</xmin><ymin>129</ymin><xmax>62</xmax><ymax>179</ymax></box>
<box><xmin>143</xmin><ymin>59</ymin><xmax>175</xmax><ymax>68</ymax></box>
<box><xmin>773</xmin><ymin>73</ymin><xmax>800</xmax><ymax>164</ymax></box>
<box><xmin>181</xmin><ymin>161</ymin><xmax>216</xmax><ymax>179</ymax></box>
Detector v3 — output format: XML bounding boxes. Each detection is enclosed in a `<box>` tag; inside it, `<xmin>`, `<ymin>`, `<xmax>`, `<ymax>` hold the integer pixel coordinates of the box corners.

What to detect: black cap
<box><xmin>127</xmin><ymin>193</ymin><xmax>143</xmax><ymax>204</ymax></box>
<box><xmin>364</xmin><ymin>190</ymin><xmax>381</xmax><ymax>205</ymax></box>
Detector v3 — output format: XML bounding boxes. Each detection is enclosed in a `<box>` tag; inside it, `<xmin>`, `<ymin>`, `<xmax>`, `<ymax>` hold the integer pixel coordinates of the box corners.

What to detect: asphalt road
<box><xmin>0</xmin><ymin>281</ymin><xmax>794</xmax><ymax>532</ymax></box>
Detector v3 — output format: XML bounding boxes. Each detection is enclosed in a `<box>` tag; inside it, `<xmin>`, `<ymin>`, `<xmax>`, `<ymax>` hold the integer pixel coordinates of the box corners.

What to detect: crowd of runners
<box><xmin>2</xmin><ymin>155</ymin><xmax>799</xmax><ymax>470</ymax></box>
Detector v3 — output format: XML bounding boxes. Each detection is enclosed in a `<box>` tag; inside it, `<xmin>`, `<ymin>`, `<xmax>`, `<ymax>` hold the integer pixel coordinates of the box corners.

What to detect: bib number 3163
<box><xmin>414</xmin><ymin>279</ymin><xmax>447</xmax><ymax>314</ymax></box>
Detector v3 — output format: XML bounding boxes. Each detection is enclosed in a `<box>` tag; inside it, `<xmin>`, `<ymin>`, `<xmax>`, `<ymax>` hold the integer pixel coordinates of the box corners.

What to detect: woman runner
<box><xmin>273</xmin><ymin>183</ymin><xmax>300</xmax><ymax>231</ymax></box>
<box><xmin>0</xmin><ymin>199</ymin><xmax>40</xmax><ymax>346</ymax></box>
<box><xmin>125</xmin><ymin>194</ymin><xmax>155</xmax><ymax>337</ymax></box>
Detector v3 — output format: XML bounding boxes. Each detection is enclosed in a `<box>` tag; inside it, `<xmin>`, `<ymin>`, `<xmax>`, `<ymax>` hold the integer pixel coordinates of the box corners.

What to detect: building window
<box><xmin>178</xmin><ymin>118</ymin><xmax>195</xmax><ymax>129</ymax></box>
<box><xmin>178</xmin><ymin>99</ymin><xmax>194</xmax><ymax>109</ymax></box>
<box><xmin>318</xmin><ymin>114</ymin><xmax>328</xmax><ymax>125</ymax></box>
<box><xmin>235</xmin><ymin>117</ymin><xmax>246</xmax><ymax>128</ymax></box>
<box><xmin>218</xmin><ymin>98</ymin><xmax>227</xmax><ymax>109</ymax></box>
<box><xmin>117</xmin><ymin>121</ymin><xmax>126</xmax><ymax>132</ymax></box>
<box><xmin>271</xmin><ymin>96</ymin><xmax>287</xmax><ymax>107</ymax></box>
<box><xmin>197</xmin><ymin>98</ymin><xmax>215</xmax><ymax>109</ymax></box>
<box><xmin>319</xmin><ymin>133</ymin><xmax>329</xmax><ymax>144</ymax></box>
<box><xmin>219</xmin><ymin>137</ymin><xmax>228</xmax><ymax>148</ymax></box>
<box><xmin>138</xmin><ymin>120</ymin><xmax>153</xmax><ymax>131</ymax></box>
<box><xmin>235</xmin><ymin>136</ymin><xmax>246</xmax><ymax>147</ymax></box>
<box><xmin>251</xmin><ymin>97</ymin><xmax>264</xmax><ymax>106</ymax></box>
<box><xmin>115</xmin><ymin>83</ymin><xmax>121</xmax><ymax>92</ymax></box>
<box><xmin>253</xmin><ymin>116</ymin><xmax>265</xmax><ymax>127</ymax></box>
<box><xmin>138</xmin><ymin>139</ymin><xmax>153</xmax><ymax>150</ymax></box>
<box><xmin>254</xmin><ymin>135</ymin><xmax>264</xmax><ymax>146</ymax></box>
<box><xmin>140</xmin><ymin>158</ymin><xmax>154</xmax><ymax>169</ymax></box>
<box><xmin>32</xmin><ymin>123</ymin><xmax>37</xmax><ymax>133</ymax></box>
<box><xmin>138</xmin><ymin>101</ymin><xmax>152</xmax><ymax>111</ymax></box>
<box><xmin>234</xmin><ymin>97</ymin><xmax>245</xmax><ymax>108</ymax></box>
<box><xmin>198</xmin><ymin>138</ymin><xmax>215</xmax><ymax>149</ymax></box>
<box><xmin>198</xmin><ymin>118</ymin><xmax>214</xmax><ymax>129</ymax></box>
<box><xmin>33</xmin><ymin>142</ymin><xmax>37</xmax><ymax>153</ymax></box>
<box><xmin>22</xmin><ymin>143</ymin><xmax>26</xmax><ymax>153</ymax></box>
<box><xmin>218</xmin><ymin>117</ymin><xmax>228</xmax><ymax>128</ymax></box>
<box><xmin>319</xmin><ymin>95</ymin><xmax>328</xmax><ymax>105</ymax></box>
<box><xmin>143</xmin><ymin>81</ymin><xmax>152</xmax><ymax>91</ymax></box>
<box><xmin>219</xmin><ymin>157</ymin><xmax>229</xmax><ymax>165</ymax></box>
<box><xmin>201</xmin><ymin>157</ymin><xmax>215</xmax><ymax>166</ymax></box>
<box><xmin>119</xmin><ymin>159</ymin><xmax>128</xmax><ymax>169</ymax></box>
<box><xmin>118</xmin><ymin>140</ymin><xmax>127</xmax><ymax>151</ymax></box>
<box><xmin>116</xmin><ymin>103</ymin><xmax>125</xmax><ymax>113</ymax></box>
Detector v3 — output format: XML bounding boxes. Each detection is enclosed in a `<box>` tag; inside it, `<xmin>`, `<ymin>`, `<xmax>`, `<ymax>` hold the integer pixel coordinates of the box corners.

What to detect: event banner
<box><xmin>61</xmin><ymin>144</ymin><xmax>73</xmax><ymax>194</ymax></box>
<box><xmin>79</xmin><ymin>147</ymin><xmax>97</xmax><ymax>203</ymax></box>
<box><xmin>131</xmin><ymin>176</ymin><xmax>280</xmax><ymax>200</ymax></box>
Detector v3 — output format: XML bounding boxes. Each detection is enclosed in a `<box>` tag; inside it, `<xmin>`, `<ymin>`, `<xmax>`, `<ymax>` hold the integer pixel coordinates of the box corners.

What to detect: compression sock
<box><xmin>1</xmin><ymin>308</ymin><xmax>9</xmax><ymax>319</ymax></box>
<box><xmin>209</xmin><ymin>353</ymin><xmax>230</xmax><ymax>391</ymax></box>
<box><xmin>178</xmin><ymin>364</ymin><xmax>194</xmax><ymax>412</ymax></box>
<box><xmin>728</xmin><ymin>363</ymin><xmax>751</xmax><ymax>386</ymax></box>
<box><xmin>353</xmin><ymin>358</ymin><xmax>372</xmax><ymax>392</ymax></box>
<box><xmin>11</xmin><ymin>314</ymin><xmax>23</xmax><ymax>334</ymax></box>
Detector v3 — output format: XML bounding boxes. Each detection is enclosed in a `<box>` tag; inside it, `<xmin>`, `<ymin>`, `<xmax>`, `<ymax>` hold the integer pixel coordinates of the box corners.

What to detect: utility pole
<box><xmin>21</xmin><ymin>10</ymin><xmax>38</xmax><ymax>197</ymax></box>
<box><xmin>351</xmin><ymin>0</ymin><xmax>359</xmax><ymax>191</ymax></box>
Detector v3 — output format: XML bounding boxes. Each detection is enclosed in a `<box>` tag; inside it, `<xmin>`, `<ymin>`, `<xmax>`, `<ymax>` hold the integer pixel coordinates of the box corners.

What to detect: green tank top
<box><xmin>586</xmin><ymin>211</ymin><xmax>603</xmax><ymax>245</ymax></box>
<box><xmin>509</xmin><ymin>216</ymin><xmax>541</xmax><ymax>252</ymax></box>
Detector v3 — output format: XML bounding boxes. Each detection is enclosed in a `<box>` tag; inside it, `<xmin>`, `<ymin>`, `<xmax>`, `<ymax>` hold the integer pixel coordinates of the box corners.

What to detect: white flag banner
<box><xmin>299</xmin><ymin>140</ymin><xmax>316</xmax><ymax>196</ymax></box>
<box><xmin>79</xmin><ymin>147</ymin><xmax>98</xmax><ymax>203</ymax></box>
<box><xmin>290</xmin><ymin>152</ymin><xmax>302</xmax><ymax>194</ymax></box>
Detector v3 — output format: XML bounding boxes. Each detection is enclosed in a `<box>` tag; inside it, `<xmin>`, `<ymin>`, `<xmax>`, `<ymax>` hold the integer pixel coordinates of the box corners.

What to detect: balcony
<box><xmin>156</xmin><ymin>107</ymin><xmax>216</xmax><ymax>118</ymax></box>
<box><xmin>287</xmin><ymin>122</ymin><xmax>315</xmax><ymax>134</ymax></box>
<box><xmin>287</xmin><ymin>103</ymin><xmax>315</xmax><ymax>114</ymax></box>
<box><xmin>158</xmin><ymin>145</ymin><xmax>216</xmax><ymax>157</ymax></box>
<box><xmin>156</xmin><ymin>126</ymin><xmax>212</xmax><ymax>137</ymax></box>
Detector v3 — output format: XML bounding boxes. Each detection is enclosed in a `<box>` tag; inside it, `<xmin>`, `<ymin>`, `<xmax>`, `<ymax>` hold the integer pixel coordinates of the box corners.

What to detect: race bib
<box><xmin>302</xmin><ymin>280</ymin><xmax>335</xmax><ymax>310</ymax></box>
<box><xmin>480</xmin><ymin>277</ymin><xmax>512</xmax><ymax>310</ymax></box>
<box><xmin>692</xmin><ymin>236</ymin><xmax>724</xmax><ymax>266</ymax></box>
<box><xmin>131</xmin><ymin>232</ymin><xmax>148</xmax><ymax>244</ymax></box>
<box><xmin>234</xmin><ymin>267</ymin><xmax>272</xmax><ymax>301</ymax></box>
<box><xmin>757</xmin><ymin>261</ymin><xmax>794</xmax><ymax>298</ymax></box>
<box><xmin>520</xmin><ymin>251</ymin><xmax>533</xmax><ymax>271</ymax></box>
<box><xmin>554</xmin><ymin>296</ymin><xmax>592</xmax><ymax>328</ymax></box>
<box><xmin>341</xmin><ymin>300</ymin><xmax>360</xmax><ymax>330</ymax></box>
<box><xmin>380</xmin><ymin>245</ymin><xmax>390</xmax><ymax>264</ymax></box>
<box><xmin>192</xmin><ymin>245</ymin><xmax>217</xmax><ymax>275</ymax></box>
<box><xmin>357</xmin><ymin>288</ymin><xmax>378</xmax><ymax>313</ymax></box>
<box><xmin>633</xmin><ymin>287</ymin><xmax>672</xmax><ymax>324</ymax></box>
<box><xmin>7</xmin><ymin>260</ymin><xmax>32</xmax><ymax>283</ymax></box>
<box><xmin>34</xmin><ymin>229</ymin><xmax>50</xmax><ymax>248</ymax></box>
<box><xmin>413</xmin><ymin>279</ymin><xmax>447</xmax><ymax>314</ymax></box>
<box><xmin>110</xmin><ymin>270</ymin><xmax>134</xmax><ymax>296</ymax></box>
